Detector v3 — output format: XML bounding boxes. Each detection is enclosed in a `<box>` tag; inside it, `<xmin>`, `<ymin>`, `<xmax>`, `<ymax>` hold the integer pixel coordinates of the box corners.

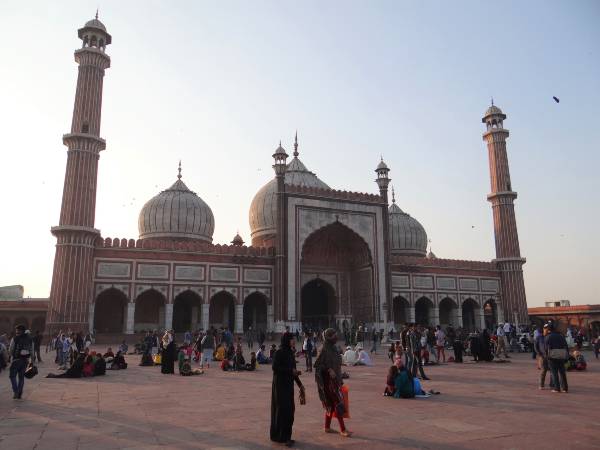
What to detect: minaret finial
<box><xmin>391</xmin><ymin>186</ymin><xmax>396</xmax><ymax>203</ymax></box>
<box><xmin>95</xmin><ymin>8</ymin><xmax>99</xmax><ymax>20</ymax></box>
<box><xmin>293</xmin><ymin>130</ymin><xmax>299</xmax><ymax>157</ymax></box>
<box><xmin>177</xmin><ymin>160</ymin><xmax>182</xmax><ymax>179</ymax></box>
<box><xmin>491</xmin><ymin>97</ymin><xmax>494</xmax><ymax>106</ymax></box>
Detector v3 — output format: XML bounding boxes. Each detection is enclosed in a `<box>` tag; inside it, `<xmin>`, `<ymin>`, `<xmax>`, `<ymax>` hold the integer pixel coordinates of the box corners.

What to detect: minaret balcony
<box><xmin>62</xmin><ymin>133</ymin><xmax>106</xmax><ymax>151</ymax></box>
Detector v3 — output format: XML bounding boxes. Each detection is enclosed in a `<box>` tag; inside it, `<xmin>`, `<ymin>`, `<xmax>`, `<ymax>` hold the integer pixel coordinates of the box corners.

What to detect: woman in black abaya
<box><xmin>270</xmin><ymin>333</ymin><xmax>304</xmax><ymax>446</ymax></box>
<box><xmin>161</xmin><ymin>330</ymin><xmax>176</xmax><ymax>374</ymax></box>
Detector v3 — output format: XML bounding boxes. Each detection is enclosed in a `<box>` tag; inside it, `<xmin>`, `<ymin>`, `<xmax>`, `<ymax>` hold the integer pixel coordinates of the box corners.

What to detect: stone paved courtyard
<box><xmin>1</xmin><ymin>346</ymin><xmax>598</xmax><ymax>450</ymax></box>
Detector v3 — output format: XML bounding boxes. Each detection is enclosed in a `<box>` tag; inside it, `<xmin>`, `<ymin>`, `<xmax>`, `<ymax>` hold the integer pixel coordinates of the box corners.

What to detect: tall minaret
<box><xmin>375</xmin><ymin>158</ymin><xmax>391</xmax><ymax>326</ymax></box>
<box><xmin>482</xmin><ymin>103</ymin><xmax>528</xmax><ymax>325</ymax></box>
<box><xmin>46</xmin><ymin>16</ymin><xmax>112</xmax><ymax>334</ymax></box>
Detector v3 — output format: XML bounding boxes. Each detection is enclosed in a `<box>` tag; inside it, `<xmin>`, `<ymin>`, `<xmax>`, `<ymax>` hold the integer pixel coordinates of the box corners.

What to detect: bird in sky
<box><xmin>553</xmin><ymin>96</ymin><xmax>560</xmax><ymax>103</ymax></box>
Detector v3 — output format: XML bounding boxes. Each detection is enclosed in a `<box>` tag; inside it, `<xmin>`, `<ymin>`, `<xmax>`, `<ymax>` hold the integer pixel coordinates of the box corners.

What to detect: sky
<box><xmin>0</xmin><ymin>1</ymin><xmax>598</xmax><ymax>307</ymax></box>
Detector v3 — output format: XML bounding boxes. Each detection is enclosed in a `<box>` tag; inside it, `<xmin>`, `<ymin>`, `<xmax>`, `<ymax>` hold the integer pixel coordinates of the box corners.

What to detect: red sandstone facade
<box><xmin>39</xmin><ymin>17</ymin><xmax>530</xmax><ymax>337</ymax></box>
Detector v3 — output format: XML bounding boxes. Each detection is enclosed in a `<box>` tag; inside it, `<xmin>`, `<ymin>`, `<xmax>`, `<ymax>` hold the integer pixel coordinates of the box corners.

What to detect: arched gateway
<box><xmin>300</xmin><ymin>221</ymin><xmax>374</xmax><ymax>327</ymax></box>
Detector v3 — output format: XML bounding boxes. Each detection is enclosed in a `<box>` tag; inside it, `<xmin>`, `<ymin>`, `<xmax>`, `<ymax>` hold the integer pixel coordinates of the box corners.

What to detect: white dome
<box><xmin>249</xmin><ymin>155</ymin><xmax>329</xmax><ymax>242</ymax></box>
<box><xmin>138</xmin><ymin>175</ymin><xmax>214</xmax><ymax>242</ymax></box>
<box><xmin>388</xmin><ymin>201</ymin><xmax>427</xmax><ymax>257</ymax></box>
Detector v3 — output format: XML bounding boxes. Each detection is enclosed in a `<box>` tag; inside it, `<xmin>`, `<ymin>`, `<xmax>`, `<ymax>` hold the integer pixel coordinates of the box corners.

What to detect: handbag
<box><xmin>548</xmin><ymin>348</ymin><xmax>568</xmax><ymax>360</ymax></box>
<box><xmin>332</xmin><ymin>385</ymin><xmax>350</xmax><ymax>419</ymax></box>
<box><xmin>24</xmin><ymin>363</ymin><xmax>38</xmax><ymax>379</ymax></box>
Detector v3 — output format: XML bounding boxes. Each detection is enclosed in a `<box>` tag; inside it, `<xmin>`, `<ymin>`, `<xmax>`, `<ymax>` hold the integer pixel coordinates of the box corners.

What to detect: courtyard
<box><xmin>1</xmin><ymin>346</ymin><xmax>598</xmax><ymax>450</ymax></box>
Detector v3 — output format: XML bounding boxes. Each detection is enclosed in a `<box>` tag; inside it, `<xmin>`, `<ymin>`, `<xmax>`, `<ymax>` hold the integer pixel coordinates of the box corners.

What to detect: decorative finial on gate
<box><xmin>177</xmin><ymin>160</ymin><xmax>182</xmax><ymax>179</ymax></box>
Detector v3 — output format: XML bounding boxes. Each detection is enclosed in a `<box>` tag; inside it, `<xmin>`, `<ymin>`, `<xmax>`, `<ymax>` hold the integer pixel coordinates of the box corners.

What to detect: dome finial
<box><xmin>293</xmin><ymin>130</ymin><xmax>299</xmax><ymax>157</ymax></box>
<box><xmin>177</xmin><ymin>160</ymin><xmax>182</xmax><ymax>180</ymax></box>
<box><xmin>391</xmin><ymin>186</ymin><xmax>396</xmax><ymax>203</ymax></box>
<box><xmin>491</xmin><ymin>96</ymin><xmax>494</xmax><ymax>106</ymax></box>
<box><xmin>95</xmin><ymin>8</ymin><xmax>99</xmax><ymax>20</ymax></box>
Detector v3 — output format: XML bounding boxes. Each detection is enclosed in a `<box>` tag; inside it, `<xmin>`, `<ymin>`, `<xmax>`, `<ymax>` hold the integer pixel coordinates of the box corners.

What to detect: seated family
<box><xmin>220</xmin><ymin>347</ymin><xmax>257</xmax><ymax>371</ymax></box>
<box><xmin>384</xmin><ymin>358</ymin><xmax>439</xmax><ymax>398</ymax></box>
<box><xmin>47</xmin><ymin>349</ymin><xmax>112</xmax><ymax>378</ymax></box>
<box><xmin>342</xmin><ymin>345</ymin><xmax>373</xmax><ymax>366</ymax></box>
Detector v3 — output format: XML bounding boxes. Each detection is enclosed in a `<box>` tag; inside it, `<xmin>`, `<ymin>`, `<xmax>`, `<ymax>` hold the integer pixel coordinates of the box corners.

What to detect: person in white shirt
<box><xmin>496</xmin><ymin>324</ymin><xmax>508</xmax><ymax>358</ymax></box>
<box><xmin>434</xmin><ymin>326</ymin><xmax>446</xmax><ymax>363</ymax></box>
<box><xmin>342</xmin><ymin>346</ymin><xmax>358</xmax><ymax>366</ymax></box>
<box><xmin>356</xmin><ymin>347</ymin><xmax>373</xmax><ymax>366</ymax></box>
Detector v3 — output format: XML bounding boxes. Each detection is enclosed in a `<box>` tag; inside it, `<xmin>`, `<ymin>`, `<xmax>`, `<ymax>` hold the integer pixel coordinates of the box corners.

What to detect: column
<box><xmin>164</xmin><ymin>303</ymin><xmax>173</xmax><ymax>331</ymax></box>
<box><xmin>234</xmin><ymin>304</ymin><xmax>244</xmax><ymax>335</ymax></box>
<box><xmin>455</xmin><ymin>307</ymin><xmax>463</xmax><ymax>328</ymax></box>
<box><xmin>126</xmin><ymin>302</ymin><xmax>135</xmax><ymax>335</ymax></box>
<box><xmin>201</xmin><ymin>303</ymin><xmax>209</xmax><ymax>331</ymax></box>
<box><xmin>479</xmin><ymin>307</ymin><xmax>486</xmax><ymax>331</ymax></box>
<box><xmin>191</xmin><ymin>306</ymin><xmax>199</xmax><ymax>331</ymax></box>
<box><xmin>88</xmin><ymin>303</ymin><xmax>95</xmax><ymax>333</ymax></box>
<box><xmin>431</xmin><ymin>305</ymin><xmax>440</xmax><ymax>327</ymax></box>
<box><xmin>497</xmin><ymin>304</ymin><xmax>505</xmax><ymax>324</ymax></box>
<box><xmin>408</xmin><ymin>306</ymin><xmax>415</xmax><ymax>323</ymax></box>
<box><xmin>267</xmin><ymin>304</ymin><xmax>274</xmax><ymax>332</ymax></box>
<box><xmin>158</xmin><ymin>306</ymin><xmax>165</xmax><ymax>330</ymax></box>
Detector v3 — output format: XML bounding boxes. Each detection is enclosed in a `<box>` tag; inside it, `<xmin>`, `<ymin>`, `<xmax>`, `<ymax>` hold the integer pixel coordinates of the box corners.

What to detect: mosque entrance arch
<box><xmin>209</xmin><ymin>291</ymin><xmax>235</xmax><ymax>331</ymax></box>
<box><xmin>94</xmin><ymin>288</ymin><xmax>127</xmax><ymax>333</ymax></box>
<box><xmin>243</xmin><ymin>292</ymin><xmax>268</xmax><ymax>332</ymax></box>
<box><xmin>392</xmin><ymin>296</ymin><xmax>409</xmax><ymax>329</ymax></box>
<box><xmin>462</xmin><ymin>298</ymin><xmax>480</xmax><ymax>331</ymax></box>
<box><xmin>173</xmin><ymin>290</ymin><xmax>202</xmax><ymax>333</ymax></box>
<box><xmin>439</xmin><ymin>297</ymin><xmax>458</xmax><ymax>327</ymax></box>
<box><xmin>415</xmin><ymin>297</ymin><xmax>433</xmax><ymax>326</ymax></box>
<box><xmin>300</xmin><ymin>221</ymin><xmax>374</xmax><ymax>325</ymax></box>
<box><xmin>301</xmin><ymin>279</ymin><xmax>336</xmax><ymax>331</ymax></box>
<box><xmin>134</xmin><ymin>289</ymin><xmax>165</xmax><ymax>332</ymax></box>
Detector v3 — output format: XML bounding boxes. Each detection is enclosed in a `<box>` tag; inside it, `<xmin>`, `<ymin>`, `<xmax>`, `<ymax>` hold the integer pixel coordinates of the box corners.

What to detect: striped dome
<box><xmin>138</xmin><ymin>175</ymin><xmax>214</xmax><ymax>242</ymax></box>
<box><xmin>388</xmin><ymin>201</ymin><xmax>427</xmax><ymax>257</ymax></box>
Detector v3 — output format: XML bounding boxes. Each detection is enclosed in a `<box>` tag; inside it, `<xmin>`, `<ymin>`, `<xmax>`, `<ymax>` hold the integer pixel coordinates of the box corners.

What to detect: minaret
<box><xmin>272</xmin><ymin>140</ymin><xmax>288</xmax><ymax>330</ymax></box>
<box><xmin>482</xmin><ymin>103</ymin><xmax>528</xmax><ymax>325</ymax></box>
<box><xmin>46</xmin><ymin>16</ymin><xmax>112</xmax><ymax>334</ymax></box>
<box><xmin>375</xmin><ymin>158</ymin><xmax>391</xmax><ymax>326</ymax></box>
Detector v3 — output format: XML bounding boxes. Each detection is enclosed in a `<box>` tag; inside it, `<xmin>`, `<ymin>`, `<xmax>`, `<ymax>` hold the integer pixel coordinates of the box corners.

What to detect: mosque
<box><xmin>44</xmin><ymin>16</ymin><xmax>529</xmax><ymax>337</ymax></box>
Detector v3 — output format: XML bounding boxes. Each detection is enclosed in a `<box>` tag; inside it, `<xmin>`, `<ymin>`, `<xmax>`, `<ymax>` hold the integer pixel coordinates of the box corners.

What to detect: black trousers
<box><xmin>549</xmin><ymin>359</ymin><xmax>568</xmax><ymax>392</ymax></box>
<box><xmin>411</xmin><ymin>352</ymin><xmax>427</xmax><ymax>378</ymax></box>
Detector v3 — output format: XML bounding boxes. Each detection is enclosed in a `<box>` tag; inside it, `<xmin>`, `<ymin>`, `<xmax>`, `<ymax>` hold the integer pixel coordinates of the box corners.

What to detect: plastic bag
<box><xmin>333</xmin><ymin>385</ymin><xmax>350</xmax><ymax>419</ymax></box>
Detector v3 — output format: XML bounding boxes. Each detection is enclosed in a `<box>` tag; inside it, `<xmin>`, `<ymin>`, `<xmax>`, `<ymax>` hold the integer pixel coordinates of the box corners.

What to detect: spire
<box><xmin>177</xmin><ymin>160</ymin><xmax>182</xmax><ymax>179</ymax></box>
<box><xmin>293</xmin><ymin>130</ymin><xmax>299</xmax><ymax>157</ymax></box>
<box><xmin>95</xmin><ymin>8</ymin><xmax>99</xmax><ymax>20</ymax></box>
<box><xmin>391</xmin><ymin>186</ymin><xmax>396</xmax><ymax>203</ymax></box>
<box><xmin>491</xmin><ymin>97</ymin><xmax>494</xmax><ymax>106</ymax></box>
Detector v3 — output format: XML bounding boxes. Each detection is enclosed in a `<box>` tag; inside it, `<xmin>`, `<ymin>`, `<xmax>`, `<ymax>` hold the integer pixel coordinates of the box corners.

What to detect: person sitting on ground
<box><xmin>83</xmin><ymin>354</ymin><xmax>95</xmax><ymax>377</ymax></box>
<box><xmin>180</xmin><ymin>359</ymin><xmax>203</xmax><ymax>376</ymax></box>
<box><xmin>256</xmin><ymin>344</ymin><xmax>271</xmax><ymax>364</ymax></box>
<box><xmin>47</xmin><ymin>352</ymin><xmax>86</xmax><ymax>378</ymax></box>
<box><xmin>233</xmin><ymin>346</ymin><xmax>246</xmax><ymax>371</ymax></box>
<box><xmin>214</xmin><ymin>343</ymin><xmax>226</xmax><ymax>361</ymax></box>
<box><xmin>392</xmin><ymin>358</ymin><xmax>436</xmax><ymax>398</ymax></box>
<box><xmin>245</xmin><ymin>352</ymin><xmax>257</xmax><ymax>371</ymax></box>
<box><xmin>269</xmin><ymin>344</ymin><xmax>277</xmax><ymax>360</ymax></box>
<box><xmin>356</xmin><ymin>346</ymin><xmax>373</xmax><ymax>366</ymax></box>
<box><xmin>111</xmin><ymin>351</ymin><xmax>127</xmax><ymax>370</ymax></box>
<box><xmin>118</xmin><ymin>341</ymin><xmax>128</xmax><ymax>355</ymax></box>
<box><xmin>573</xmin><ymin>351</ymin><xmax>587</xmax><ymax>370</ymax></box>
<box><xmin>94</xmin><ymin>354</ymin><xmax>106</xmax><ymax>376</ymax></box>
<box><xmin>384</xmin><ymin>364</ymin><xmax>398</xmax><ymax>396</ymax></box>
<box><xmin>103</xmin><ymin>347</ymin><xmax>115</xmax><ymax>359</ymax></box>
<box><xmin>342</xmin><ymin>346</ymin><xmax>358</xmax><ymax>366</ymax></box>
<box><xmin>140</xmin><ymin>350</ymin><xmax>154</xmax><ymax>366</ymax></box>
<box><xmin>226</xmin><ymin>343</ymin><xmax>236</xmax><ymax>361</ymax></box>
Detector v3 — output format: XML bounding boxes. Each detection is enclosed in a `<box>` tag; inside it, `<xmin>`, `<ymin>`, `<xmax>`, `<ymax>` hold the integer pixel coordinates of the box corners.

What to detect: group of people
<box><xmin>271</xmin><ymin>328</ymin><xmax>352</xmax><ymax>447</ymax></box>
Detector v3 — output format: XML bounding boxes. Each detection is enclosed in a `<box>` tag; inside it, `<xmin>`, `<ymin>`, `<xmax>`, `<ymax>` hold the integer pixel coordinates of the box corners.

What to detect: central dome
<box><xmin>388</xmin><ymin>192</ymin><xmax>427</xmax><ymax>257</ymax></box>
<box><xmin>138</xmin><ymin>169</ymin><xmax>215</xmax><ymax>242</ymax></box>
<box><xmin>249</xmin><ymin>147</ymin><xmax>329</xmax><ymax>245</ymax></box>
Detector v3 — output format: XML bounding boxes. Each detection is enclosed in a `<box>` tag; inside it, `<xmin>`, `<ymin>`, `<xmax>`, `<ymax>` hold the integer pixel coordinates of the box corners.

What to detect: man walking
<box><xmin>408</xmin><ymin>324</ymin><xmax>430</xmax><ymax>380</ymax></box>
<box><xmin>32</xmin><ymin>330</ymin><xmax>43</xmax><ymax>363</ymax></box>
<box><xmin>545</xmin><ymin>323</ymin><xmax>569</xmax><ymax>393</ymax></box>
<box><xmin>8</xmin><ymin>325</ymin><xmax>33</xmax><ymax>399</ymax></box>
<box><xmin>495</xmin><ymin>323</ymin><xmax>509</xmax><ymax>358</ymax></box>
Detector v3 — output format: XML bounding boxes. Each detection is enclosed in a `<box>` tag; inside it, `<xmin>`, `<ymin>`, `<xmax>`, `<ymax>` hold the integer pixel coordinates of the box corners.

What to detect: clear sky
<box><xmin>0</xmin><ymin>1</ymin><xmax>598</xmax><ymax>306</ymax></box>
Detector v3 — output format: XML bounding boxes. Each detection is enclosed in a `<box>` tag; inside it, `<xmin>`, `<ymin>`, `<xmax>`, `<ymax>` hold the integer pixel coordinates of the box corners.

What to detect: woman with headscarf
<box><xmin>161</xmin><ymin>330</ymin><xmax>176</xmax><ymax>374</ymax></box>
<box><xmin>270</xmin><ymin>333</ymin><xmax>304</xmax><ymax>446</ymax></box>
<box><xmin>480</xmin><ymin>329</ymin><xmax>493</xmax><ymax>362</ymax></box>
<box><xmin>314</xmin><ymin>328</ymin><xmax>352</xmax><ymax>437</ymax></box>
